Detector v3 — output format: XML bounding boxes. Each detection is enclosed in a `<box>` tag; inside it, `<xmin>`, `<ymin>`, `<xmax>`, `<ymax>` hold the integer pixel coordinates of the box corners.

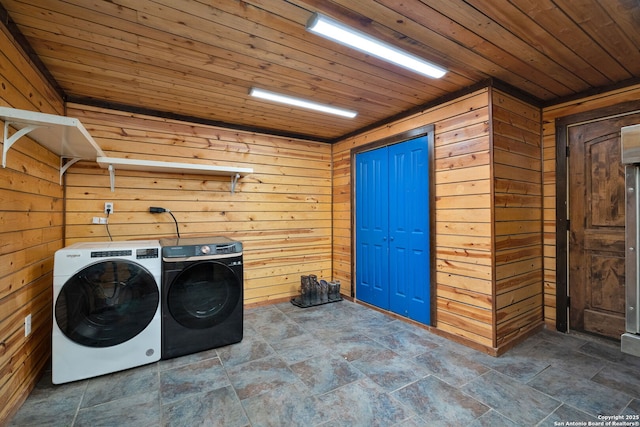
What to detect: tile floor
<box><xmin>10</xmin><ymin>299</ymin><xmax>640</xmax><ymax>426</ymax></box>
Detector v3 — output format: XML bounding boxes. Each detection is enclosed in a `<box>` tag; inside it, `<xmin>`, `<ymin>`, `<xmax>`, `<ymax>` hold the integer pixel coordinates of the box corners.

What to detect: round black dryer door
<box><xmin>168</xmin><ymin>260</ymin><xmax>241</xmax><ymax>329</ymax></box>
<box><xmin>55</xmin><ymin>260</ymin><xmax>159</xmax><ymax>348</ymax></box>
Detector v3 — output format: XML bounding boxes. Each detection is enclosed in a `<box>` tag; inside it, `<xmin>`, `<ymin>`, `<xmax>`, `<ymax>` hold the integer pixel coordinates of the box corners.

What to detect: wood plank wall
<box><xmin>541</xmin><ymin>83</ymin><xmax>640</xmax><ymax>329</ymax></box>
<box><xmin>0</xmin><ymin>26</ymin><xmax>64</xmax><ymax>424</ymax></box>
<box><xmin>334</xmin><ymin>87</ymin><xmax>544</xmax><ymax>352</ymax></box>
<box><xmin>433</xmin><ymin>93</ymin><xmax>493</xmax><ymax>348</ymax></box>
<box><xmin>333</xmin><ymin>88</ymin><xmax>497</xmax><ymax>349</ymax></box>
<box><xmin>63</xmin><ymin>104</ymin><xmax>332</xmax><ymax>306</ymax></box>
<box><xmin>492</xmin><ymin>90</ymin><xmax>544</xmax><ymax>348</ymax></box>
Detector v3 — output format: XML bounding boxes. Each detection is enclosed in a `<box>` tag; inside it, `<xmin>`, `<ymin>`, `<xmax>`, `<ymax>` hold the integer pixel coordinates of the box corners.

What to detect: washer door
<box><xmin>168</xmin><ymin>260</ymin><xmax>241</xmax><ymax>329</ymax></box>
<box><xmin>55</xmin><ymin>260</ymin><xmax>159</xmax><ymax>348</ymax></box>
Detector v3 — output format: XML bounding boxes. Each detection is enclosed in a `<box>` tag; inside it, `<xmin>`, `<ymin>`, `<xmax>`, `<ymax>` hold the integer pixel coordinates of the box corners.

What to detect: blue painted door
<box><xmin>355</xmin><ymin>147</ymin><xmax>389</xmax><ymax>309</ymax></box>
<box><xmin>355</xmin><ymin>136</ymin><xmax>430</xmax><ymax>324</ymax></box>
<box><xmin>388</xmin><ymin>137</ymin><xmax>430</xmax><ymax>324</ymax></box>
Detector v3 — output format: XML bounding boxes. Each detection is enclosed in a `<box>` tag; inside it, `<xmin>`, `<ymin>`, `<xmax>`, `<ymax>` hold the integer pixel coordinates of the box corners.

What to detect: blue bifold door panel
<box><xmin>355</xmin><ymin>135</ymin><xmax>430</xmax><ymax>325</ymax></box>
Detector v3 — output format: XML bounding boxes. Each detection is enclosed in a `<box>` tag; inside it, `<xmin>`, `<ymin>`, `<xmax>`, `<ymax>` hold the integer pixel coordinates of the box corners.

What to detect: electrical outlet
<box><xmin>99</xmin><ymin>217</ymin><xmax>108</xmax><ymax>224</ymax></box>
<box><xmin>104</xmin><ymin>202</ymin><xmax>114</xmax><ymax>214</ymax></box>
<box><xmin>25</xmin><ymin>314</ymin><xmax>31</xmax><ymax>337</ymax></box>
<box><xmin>92</xmin><ymin>217</ymin><xmax>100</xmax><ymax>224</ymax></box>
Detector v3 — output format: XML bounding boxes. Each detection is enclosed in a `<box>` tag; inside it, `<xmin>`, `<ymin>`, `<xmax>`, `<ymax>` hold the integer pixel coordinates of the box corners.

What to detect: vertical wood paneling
<box><xmin>492</xmin><ymin>89</ymin><xmax>544</xmax><ymax>346</ymax></box>
<box><xmin>63</xmin><ymin>104</ymin><xmax>332</xmax><ymax>306</ymax></box>
<box><xmin>0</xmin><ymin>26</ymin><xmax>64</xmax><ymax>425</ymax></box>
<box><xmin>541</xmin><ymin>83</ymin><xmax>640</xmax><ymax>329</ymax></box>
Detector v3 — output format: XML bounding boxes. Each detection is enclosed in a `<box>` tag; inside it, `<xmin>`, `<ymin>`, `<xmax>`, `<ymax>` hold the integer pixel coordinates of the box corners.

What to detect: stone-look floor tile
<box><xmin>81</xmin><ymin>363</ymin><xmax>159</xmax><ymax>408</ymax></box>
<box><xmin>391</xmin><ymin>415</ymin><xmax>429</xmax><ymax>426</ymax></box>
<box><xmin>528</xmin><ymin>366</ymin><xmax>633</xmax><ymax>417</ymax></box>
<box><xmin>159</xmin><ymin>348</ymin><xmax>218</xmax><ymax>371</ymax></box>
<box><xmin>226</xmin><ymin>355</ymin><xmax>299</xmax><ymax>400</ymax></box>
<box><xmin>305</xmin><ymin>317</ymin><xmax>360</xmax><ymax>337</ymax></box>
<box><xmin>160</xmin><ymin>357</ymin><xmax>230</xmax><ymax>405</ymax></box>
<box><xmin>290</xmin><ymin>353</ymin><xmax>363</xmax><ymax>394</ymax></box>
<box><xmin>348</xmin><ymin>313</ymin><xmax>392</xmax><ymax>332</ymax></box>
<box><xmin>351</xmin><ymin>349</ymin><xmax>430</xmax><ymax>392</ymax></box>
<box><xmin>9</xmin><ymin>376</ymin><xmax>86</xmax><ymax>427</ymax></box>
<box><xmin>550</xmin><ymin>349</ymin><xmax>608</xmax><ymax>379</ymax></box>
<box><xmin>578</xmin><ymin>340</ymin><xmax>640</xmax><ymax>370</ymax></box>
<box><xmin>14</xmin><ymin>302</ymin><xmax>638</xmax><ymax>427</ymax></box>
<box><xmin>253</xmin><ymin>317</ymin><xmax>307</xmax><ymax>344</ymax></box>
<box><xmin>355</xmin><ymin>306</ymin><xmax>396</xmax><ymax>321</ymax></box>
<box><xmin>539</xmin><ymin>403</ymin><xmax>600</xmax><ymax>426</ymax></box>
<box><xmin>353</xmin><ymin>316</ymin><xmax>409</xmax><ymax>338</ymax></box>
<box><xmin>462</xmin><ymin>370</ymin><xmax>561</xmax><ymax>426</ymax></box>
<box><xmin>162</xmin><ymin>385</ymin><xmax>249</xmax><ymax>427</ymax></box>
<box><xmin>310</xmin><ymin>320</ymin><xmax>362</xmax><ymax>341</ymax></box>
<box><xmin>466</xmin><ymin>409</ymin><xmax>519</xmax><ymax>427</ymax></box>
<box><xmin>469</xmin><ymin>347</ymin><xmax>550</xmax><ymax>383</ymax></box>
<box><xmin>241</xmin><ymin>382</ymin><xmax>331</xmax><ymax>427</ymax></box>
<box><xmin>374</xmin><ymin>328</ymin><xmax>440</xmax><ymax>358</ymax></box>
<box><xmin>508</xmin><ymin>333</ymin><xmax>546</xmax><ymax>352</ymax></box>
<box><xmin>270</xmin><ymin>333</ymin><xmax>329</xmax><ymax>365</ymax></box>
<box><xmin>284</xmin><ymin>305</ymin><xmax>336</xmax><ymax>325</ymax></box>
<box><xmin>391</xmin><ymin>376</ymin><xmax>488</xmax><ymax>427</ymax></box>
<box><xmin>216</xmin><ymin>332</ymin><xmax>274</xmax><ymax>368</ymax></box>
<box><xmin>244</xmin><ymin>306</ymin><xmax>287</xmax><ymax>325</ymax></box>
<box><xmin>75</xmin><ymin>392</ymin><xmax>161</xmax><ymax>427</ymax></box>
<box><xmin>539</xmin><ymin>329</ymin><xmax>592</xmax><ymax>350</ymax></box>
<box><xmin>273</xmin><ymin>301</ymin><xmax>299</xmax><ymax>314</ymax></box>
<box><xmin>287</xmin><ymin>301</ymin><xmax>350</xmax><ymax>325</ymax></box>
<box><xmin>414</xmin><ymin>347</ymin><xmax>488</xmax><ymax>387</ymax></box>
<box><xmin>326</xmin><ymin>331</ymin><xmax>388</xmax><ymax>362</ymax></box>
<box><xmin>591</xmin><ymin>363</ymin><xmax>640</xmax><ymax>399</ymax></box>
<box><xmin>622</xmin><ymin>399</ymin><xmax>640</xmax><ymax>416</ymax></box>
<box><xmin>432</xmin><ymin>336</ymin><xmax>483</xmax><ymax>357</ymax></box>
<box><xmin>392</xmin><ymin>326</ymin><xmax>442</xmax><ymax>348</ymax></box>
<box><xmin>319</xmin><ymin>378</ymin><xmax>415</xmax><ymax>426</ymax></box>
<box><xmin>518</xmin><ymin>340</ymin><xmax>605</xmax><ymax>379</ymax></box>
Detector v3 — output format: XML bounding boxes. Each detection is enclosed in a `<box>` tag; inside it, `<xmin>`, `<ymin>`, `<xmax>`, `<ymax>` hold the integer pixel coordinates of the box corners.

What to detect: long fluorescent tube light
<box><xmin>249</xmin><ymin>87</ymin><xmax>357</xmax><ymax>118</ymax></box>
<box><xmin>306</xmin><ymin>13</ymin><xmax>447</xmax><ymax>79</ymax></box>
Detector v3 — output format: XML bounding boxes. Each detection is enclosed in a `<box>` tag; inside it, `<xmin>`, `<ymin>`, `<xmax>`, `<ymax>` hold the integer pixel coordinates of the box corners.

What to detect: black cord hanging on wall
<box><xmin>149</xmin><ymin>207</ymin><xmax>181</xmax><ymax>238</ymax></box>
<box><xmin>105</xmin><ymin>211</ymin><xmax>113</xmax><ymax>241</ymax></box>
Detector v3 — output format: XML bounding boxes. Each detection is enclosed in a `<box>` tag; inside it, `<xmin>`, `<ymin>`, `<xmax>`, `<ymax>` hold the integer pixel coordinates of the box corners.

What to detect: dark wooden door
<box><xmin>568</xmin><ymin>113</ymin><xmax>640</xmax><ymax>339</ymax></box>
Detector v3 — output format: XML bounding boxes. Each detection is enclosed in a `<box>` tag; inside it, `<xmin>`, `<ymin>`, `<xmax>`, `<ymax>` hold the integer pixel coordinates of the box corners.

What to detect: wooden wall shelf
<box><xmin>0</xmin><ymin>107</ymin><xmax>105</xmax><ymax>182</ymax></box>
<box><xmin>96</xmin><ymin>156</ymin><xmax>254</xmax><ymax>193</ymax></box>
<box><xmin>0</xmin><ymin>108</ymin><xmax>253</xmax><ymax>193</ymax></box>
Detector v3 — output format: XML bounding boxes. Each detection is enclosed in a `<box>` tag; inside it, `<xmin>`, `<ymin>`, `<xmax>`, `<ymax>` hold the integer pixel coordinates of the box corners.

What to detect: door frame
<box><xmin>555</xmin><ymin>100</ymin><xmax>640</xmax><ymax>333</ymax></box>
<box><xmin>351</xmin><ymin>125</ymin><xmax>436</xmax><ymax>323</ymax></box>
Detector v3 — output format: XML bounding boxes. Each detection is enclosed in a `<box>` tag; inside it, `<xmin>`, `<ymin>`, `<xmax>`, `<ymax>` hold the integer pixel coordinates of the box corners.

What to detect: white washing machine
<box><xmin>52</xmin><ymin>240</ymin><xmax>161</xmax><ymax>384</ymax></box>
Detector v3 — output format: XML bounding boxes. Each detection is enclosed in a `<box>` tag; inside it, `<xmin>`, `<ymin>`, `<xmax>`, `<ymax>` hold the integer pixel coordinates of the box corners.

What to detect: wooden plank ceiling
<box><xmin>1</xmin><ymin>0</ymin><xmax>639</xmax><ymax>141</ymax></box>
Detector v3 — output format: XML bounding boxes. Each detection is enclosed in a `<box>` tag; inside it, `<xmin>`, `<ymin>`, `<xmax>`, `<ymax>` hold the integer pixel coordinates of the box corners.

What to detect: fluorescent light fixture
<box><xmin>306</xmin><ymin>13</ymin><xmax>446</xmax><ymax>79</ymax></box>
<box><xmin>249</xmin><ymin>87</ymin><xmax>357</xmax><ymax>118</ymax></box>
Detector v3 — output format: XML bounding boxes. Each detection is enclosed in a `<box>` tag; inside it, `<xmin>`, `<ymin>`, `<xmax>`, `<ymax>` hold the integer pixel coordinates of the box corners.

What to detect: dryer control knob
<box><xmin>200</xmin><ymin>245</ymin><xmax>211</xmax><ymax>255</ymax></box>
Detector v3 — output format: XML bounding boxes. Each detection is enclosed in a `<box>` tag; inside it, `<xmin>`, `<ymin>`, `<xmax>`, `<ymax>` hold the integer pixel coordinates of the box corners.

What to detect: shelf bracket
<box><xmin>3</xmin><ymin>121</ymin><xmax>42</xmax><ymax>167</ymax></box>
<box><xmin>231</xmin><ymin>173</ymin><xmax>240</xmax><ymax>194</ymax></box>
<box><xmin>108</xmin><ymin>163</ymin><xmax>115</xmax><ymax>192</ymax></box>
<box><xmin>59</xmin><ymin>157</ymin><xmax>82</xmax><ymax>184</ymax></box>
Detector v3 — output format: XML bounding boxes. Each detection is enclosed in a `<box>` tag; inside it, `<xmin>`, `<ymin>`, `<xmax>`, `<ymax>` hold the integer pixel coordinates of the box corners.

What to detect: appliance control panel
<box><xmin>136</xmin><ymin>248</ymin><xmax>160</xmax><ymax>259</ymax></box>
<box><xmin>91</xmin><ymin>250</ymin><xmax>132</xmax><ymax>258</ymax></box>
<box><xmin>90</xmin><ymin>248</ymin><xmax>159</xmax><ymax>259</ymax></box>
<box><xmin>161</xmin><ymin>237</ymin><xmax>242</xmax><ymax>258</ymax></box>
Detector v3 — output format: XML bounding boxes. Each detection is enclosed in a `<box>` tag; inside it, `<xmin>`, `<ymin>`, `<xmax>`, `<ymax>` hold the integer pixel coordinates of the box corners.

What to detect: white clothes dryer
<box><xmin>52</xmin><ymin>240</ymin><xmax>161</xmax><ymax>384</ymax></box>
